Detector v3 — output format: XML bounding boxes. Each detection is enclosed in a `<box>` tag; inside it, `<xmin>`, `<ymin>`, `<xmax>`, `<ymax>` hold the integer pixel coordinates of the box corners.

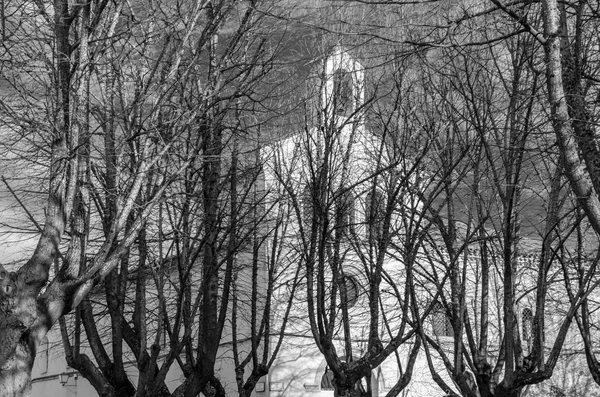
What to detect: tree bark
<box><xmin>0</xmin><ymin>141</ymin><xmax>69</xmax><ymax>396</ymax></box>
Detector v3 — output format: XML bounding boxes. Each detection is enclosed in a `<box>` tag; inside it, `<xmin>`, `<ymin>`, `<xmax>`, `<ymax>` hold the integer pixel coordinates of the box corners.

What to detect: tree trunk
<box><xmin>494</xmin><ymin>384</ymin><xmax>522</xmax><ymax>397</ymax></box>
<box><xmin>0</xmin><ymin>337</ymin><xmax>35</xmax><ymax>397</ymax></box>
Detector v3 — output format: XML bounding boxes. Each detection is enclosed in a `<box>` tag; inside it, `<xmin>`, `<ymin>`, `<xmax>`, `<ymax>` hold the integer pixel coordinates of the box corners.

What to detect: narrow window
<box><xmin>336</xmin><ymin>188</ymin><xmax>355</xmax><ymax>236</ymax></box>
<box><xmin>340</xmin><ymin>275</ymin><xmax>360</xmax><ymax>308</ymax></box>
<box><xmin>332</xmin><ymin>69</ymin><xmax>353</xmax><ymax>116</ymax></box>
<box><xmin>432</xmin><ymin>301</ymin><xmax>452</xmax><ymax>337</ymax></box>
<box><xmin>302</xmin><ymin>184</ymin><xmax>313</xmax><ymax>228</ymax></box>
<box><xmin>522</xmin><ymin>308</ymin><xmax>533</xmax><ymax>347</ymax></box>
<box><xmin>366</xmin><ymin>190</ymin><xmax>385</xmax><ymax>243</ymax></box>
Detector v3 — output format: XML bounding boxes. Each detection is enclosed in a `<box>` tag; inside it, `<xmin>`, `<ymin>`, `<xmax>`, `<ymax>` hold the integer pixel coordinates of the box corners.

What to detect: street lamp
<box><xmin>58</xmin><ymin>372</ymin><xmax>77</xmax><ymax>386</ymax></box>
<box><xmin>59</xmin><ymin>372</ymin><xmax>70</xmax><ymax>386</ymax></box>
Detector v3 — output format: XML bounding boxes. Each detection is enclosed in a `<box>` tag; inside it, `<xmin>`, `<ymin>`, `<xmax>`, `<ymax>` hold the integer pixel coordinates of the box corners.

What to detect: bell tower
<box><xmin>321</xmin><ymin>45</ymin><xmax>364</xmax><ymax>125</ymax></box>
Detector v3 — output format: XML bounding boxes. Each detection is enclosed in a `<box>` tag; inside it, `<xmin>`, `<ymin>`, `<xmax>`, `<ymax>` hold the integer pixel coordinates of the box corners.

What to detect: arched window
<box><xmin>320</xmin><ymin>364</ymin><xmax>368</xmax><ymax>393</ymax></box>
<box><xmin>432</xmin><ymin>301</ymin><xmax>452</xmax><ymax>337</ymax></box>
<box><xmin>340</xmin><ymin>275</ymin><xmax>360</xmax><ymax>308</ymax></box>
<box><xmin>332</xmin><ymin>69</ymin><xmax>353</xmax><ymax>116</ymax></box>
<box><xmin>522</xmin><ymin>308</ymin><xmax>533</xmax><ymax>348</ymax></box>
<box><xmin>321</xmin><ymin>367</ymin><xmax>335</xmax><ymax>391</ymax></box>
<box><xmin>366</xmin><ymin>190</ymin><xmax>385</xmax><ymax>243</ymax></box>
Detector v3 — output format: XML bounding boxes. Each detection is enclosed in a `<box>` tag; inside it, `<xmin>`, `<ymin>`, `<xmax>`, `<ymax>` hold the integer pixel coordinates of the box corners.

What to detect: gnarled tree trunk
<box><xmin>0</xmin><ymin>137</ymin><xmax>70</xmax><ymax>396</ymax></box>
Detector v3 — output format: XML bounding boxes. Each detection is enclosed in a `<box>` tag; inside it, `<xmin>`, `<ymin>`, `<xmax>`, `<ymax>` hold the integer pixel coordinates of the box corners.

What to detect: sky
<box><xmin>0</xmin><ymin>125</ymin><xmax>42</xmax><ymax>265</ymax></box>
<box><xmin>0</xmin><ymin>198</ymin><xmax>38</xmax><ymax>265</ymax></box>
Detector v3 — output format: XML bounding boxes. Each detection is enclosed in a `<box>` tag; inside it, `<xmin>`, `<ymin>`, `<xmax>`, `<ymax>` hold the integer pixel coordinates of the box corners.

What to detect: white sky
<box><xmin>0</xmin><ymin>201</ymin><xmax>38</xmax><ymax>264</ymax></box>
<box><xmin>0</xmin><ymin>122</ymin><xmax>46</xmax><ymax>265</ymax></box>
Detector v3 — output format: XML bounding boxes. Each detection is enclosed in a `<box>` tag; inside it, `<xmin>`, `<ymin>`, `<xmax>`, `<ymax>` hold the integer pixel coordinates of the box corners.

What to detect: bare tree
<box><xmin>0</xmin><ymin>1</ymin><xmax>290</xmax><ymax>396</ymax></box>
<box><xmin>55</xmin><ymin>1</ymin><xmax>301</xmax><ymax>397</ymax></box>
<box><xmin>264</xmin><ymin>34</ymin><xmax>462</xmax><ymax>394</ymax></box>
<box><xmin>496</xmin><ymin>0</ymin><xmax>600</xmax><ymax>390</ymax></box>
<box><xmin>404</xmin><ymin>21</ymin><xmax>600</xmax><ymax>395</ymax></box>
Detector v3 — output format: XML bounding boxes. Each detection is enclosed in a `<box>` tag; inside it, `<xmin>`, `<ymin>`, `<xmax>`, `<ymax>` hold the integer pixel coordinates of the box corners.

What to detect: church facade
<box><xmin>27</xmin><ymin>42</ymin><xmax>599</xmax><ymax>397</ymax></box>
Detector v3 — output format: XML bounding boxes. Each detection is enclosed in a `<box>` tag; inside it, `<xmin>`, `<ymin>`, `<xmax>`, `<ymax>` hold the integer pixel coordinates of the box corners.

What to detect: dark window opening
<box><xmin>366</xmin><ymin>190</ymin><xmax>385</xmax><ymax>243</ymax></box>
<box><xmin>302</xmin><ymin>184</ymin><xmax>313</xmax><ymax>228</ymax></box>
<box><xmin>332</xmin><ymin>69</ymin><xmax>353</xmax><ymax>116</ymax></box>
<box><xmin>432</xmin><ymin>301</ymin><xmax>452</xmax><ymax>337</ymax></box>
<box><xmin>321</xmin><ymin>367</ymin><xmax>335</xmax><ymax>391</ymax></box>
<box><xmin>321</xmin><ymin>365</ymin><xmax>366</xmax><ymax>393</ymax></box>
<box><xmin>340</xmin><ymin>275</ymin><xmax>360</xmax><ymax>308</ymax></box>
<box><xmin>522</xmin><ymin>308</ymin><xmax>533</xmax><ymax>349</ymax></box>
<box><xmin>336</xmin><ymin>188</ymin><xmax>355</xmax><ymax>236</ymax></box>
